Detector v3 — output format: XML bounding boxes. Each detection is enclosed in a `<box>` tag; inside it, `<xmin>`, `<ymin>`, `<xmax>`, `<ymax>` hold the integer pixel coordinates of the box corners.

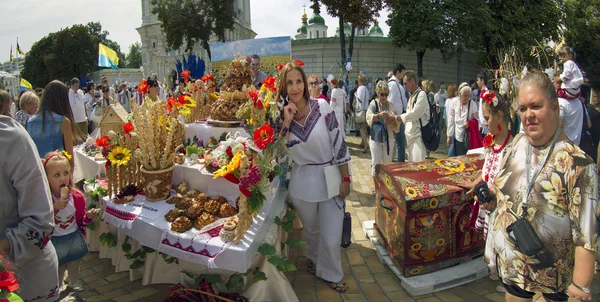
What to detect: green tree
<box><xmin>126</xmin><ymin>42</ymin><xmax>143</xmax><ymax>68</ymax></box>
<box><xmin>387</xmin><ymin>0</ymin><xmax>452</xmax><ymax>77</ymax></box>
<box><xmin>563</xmin><ymin>0</ymin><xmax>600</xmax><ymax>89</ymax></box>
<box><xmin>316</xmin><ymin>0</ymin><xmax>389</xmax><ymax>81</ymax></box>
<box><xmin>150</xmin><ymin>0</ymin><xmax>235</xmax><ymax>59</ymax></box>
<box><xmin>86</xmin><ymin>22</ymin><xmax>126</xmax><ymax>68</ymax></box>
<box><xmin>21</xmin><ymin>33</ymin><xmax>57</xmax><ymax>88</ymax></box>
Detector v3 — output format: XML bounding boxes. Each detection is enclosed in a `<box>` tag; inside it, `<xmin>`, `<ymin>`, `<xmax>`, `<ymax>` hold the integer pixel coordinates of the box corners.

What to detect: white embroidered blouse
<box><xmin>286</xmin><ymin>99</ymin><xmax>351</xmax><ymax>202</ymax></box>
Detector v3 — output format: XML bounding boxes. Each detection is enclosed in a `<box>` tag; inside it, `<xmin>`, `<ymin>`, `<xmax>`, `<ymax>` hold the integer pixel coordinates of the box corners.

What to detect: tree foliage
<box><xmin>86</xmin><ymin>22</ymin><xmax>126</xmax><ymax>68</ymax></box>
<box><xmin>315</xmin><ymin>0</ymin><xmax>390</xmax><ymax>82</ymax></box>
<box><xmin>126</xmin><ymin>42</ymin><xmax>143</xmax><ymax>68</ymax></box>
<box><xmin>21</xmin><ymin>23</ymin><xmax>123</xmax><ymax>88</ymax></box>
<box><xmin>563</xmin><ymin>0</ymin><xmax>600</xmax><ymax>89</ymax></box>
<box><xmin>150</xmin><ymin>0</ymin><xmax>235</xmax><ymax>59</ymax></box>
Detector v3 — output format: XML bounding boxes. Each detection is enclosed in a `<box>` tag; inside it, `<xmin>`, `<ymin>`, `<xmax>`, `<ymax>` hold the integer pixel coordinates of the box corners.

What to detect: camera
<box><xmin>474</xmin><ymin>181</ymin><xmax>491</xmax><ymax>203</ymax></box>
<box><xmin>94</xmin><ymin>92</ymin><xmax>101</xmax><ymax>98</ymax></box>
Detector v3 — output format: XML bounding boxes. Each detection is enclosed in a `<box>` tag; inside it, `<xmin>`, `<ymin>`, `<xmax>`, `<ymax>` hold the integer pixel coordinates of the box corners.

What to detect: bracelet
<box><xmin>342</xmin><ymin>177</ymin><xmax>351</xmax><ymax>183</ymax></box>
<box><xmin>571</xmin><ymin>281</ymin><xmax>591</xmax><ymax>294</ymax></box>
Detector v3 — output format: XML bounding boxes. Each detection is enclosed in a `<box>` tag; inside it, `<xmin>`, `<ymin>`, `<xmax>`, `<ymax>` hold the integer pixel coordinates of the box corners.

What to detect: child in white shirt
<box><xmin>558</xmin><ymin>46</ymin><xmax>584</xmax><ymax>100</ymax></box>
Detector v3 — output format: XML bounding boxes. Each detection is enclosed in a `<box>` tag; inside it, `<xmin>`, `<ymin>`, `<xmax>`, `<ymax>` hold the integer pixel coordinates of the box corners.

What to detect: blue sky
<box><xmin>210</xmin><ymin>36</ymin><xmax>292</xmax><ymax>62</ymax></box>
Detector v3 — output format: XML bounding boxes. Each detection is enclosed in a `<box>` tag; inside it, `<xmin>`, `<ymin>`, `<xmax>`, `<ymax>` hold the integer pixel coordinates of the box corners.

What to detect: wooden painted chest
<box><xmin>374</xmin><ymin>154</ymin><xmax>486</xmax><ymax>277</ymax></box>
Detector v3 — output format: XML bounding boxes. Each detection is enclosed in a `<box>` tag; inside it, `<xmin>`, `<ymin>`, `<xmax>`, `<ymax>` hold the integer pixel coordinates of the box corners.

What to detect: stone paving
<box><xmin>60</xmin><ymin>134</ymin><xmax>600</xmax><ymax>301</ymax></box>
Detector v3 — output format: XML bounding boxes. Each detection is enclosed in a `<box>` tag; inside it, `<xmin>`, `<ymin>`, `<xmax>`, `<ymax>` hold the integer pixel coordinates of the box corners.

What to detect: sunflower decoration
<box><xmin>429</xmin><ymin>197</ymin><xmax>439</xmax><ymax>209</ymax></box>
<box><xmin>411</xmin><ymin>243</ymin><xmax>422</xmax><ymax>251</ymax></box>
<box><xmin>434</xmin><ymin>159</ymin><xmax>466</xmax><ymax>173</ymax></box>
<box><xmin>107</xmin><ymin>146</ymin><xmax>132</xmax><ymax>166</ymax></box>
<box><xmin>417</xmin><ymin>164</ymin><xmax>428</xmax><ymax>170</ymax></box>
<box><xmin>405</xmin><ymin>187</ymin><xmax>419</xmax><ymax>199</ymax></box>
<box><xmin>61</xmin><ymin>150</ymin><xmax>72</xmax><ymax>160</ymax></box>
<box><xmin>435</xmin><ymin>238</ymin><xmax>446</xmax><ymax>247</ymax></box>
<box><xmin>409</xmin><ymin>267</ymin><xmax>423</xmax><ymax>276</ymax></box>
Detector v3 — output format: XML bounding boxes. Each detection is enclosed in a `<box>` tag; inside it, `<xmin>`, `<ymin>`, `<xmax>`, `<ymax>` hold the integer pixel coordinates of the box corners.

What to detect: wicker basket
<box><xmin>140</xmin><ymin>165</ymin><xmax>175</xmax><ymax>201</ymax></box>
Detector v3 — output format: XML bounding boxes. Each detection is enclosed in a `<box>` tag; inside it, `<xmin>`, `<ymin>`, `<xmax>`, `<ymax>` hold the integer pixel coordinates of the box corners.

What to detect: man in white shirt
<box><xmin>68</xmin><ymin>78</ymin><xmax>88</xmax><ymax>139</ymax></box>
<box><xmin>388</xmin><ymin>64</ymin><xmax>408</xmax><ymax>162</ymax></box>
<box><xmin>400</xmin><ymin>70</ymin><xmax>429</xmax><ymax>162</ymax></box>
<box><xmin>101</xmin><ymin>76</ymin><xmax>118</xmax><ymax>100</ymax></box>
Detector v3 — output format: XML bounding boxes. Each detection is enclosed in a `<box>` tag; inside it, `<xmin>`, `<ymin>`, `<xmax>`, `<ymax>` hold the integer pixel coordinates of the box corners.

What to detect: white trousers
<box><xmin>290</xmin><ymin>196</ymin><xmax>344</xmax><ymax>283</ymax></box>
<box><xmin>369</xmin><ymin>138</ymin><xmax>395</xmax><ymax>176</ymax></box>
<box><xmin>407</xmin><ymin>137</ymin><xmax>426</xmax><ymax>162</ymax></box>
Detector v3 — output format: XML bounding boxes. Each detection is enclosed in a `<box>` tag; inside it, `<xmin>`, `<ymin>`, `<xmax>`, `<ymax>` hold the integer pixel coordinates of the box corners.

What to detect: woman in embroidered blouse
<box><xmin>279</xmin><ymin>62</ymin><xmax>351</xmax><ymax>293</ymax></box>
<box><xmin>447</xmin><ymin>83</ymin><xmax>478</xmax><ymax>156</ymax></box>
<box><xmin>366</xmin><ymin>81</ymin><xmax>400</xmax><ymax>192</ymax></box>
<box><xmin>481</xmin><ymin>71</ymin><xmax>597</xmax><ymax>301</ymax></box>
<box><xmin>0</xmin><ymin>115</ymin><xmax>59</xmax><ymax>300</ymax></box>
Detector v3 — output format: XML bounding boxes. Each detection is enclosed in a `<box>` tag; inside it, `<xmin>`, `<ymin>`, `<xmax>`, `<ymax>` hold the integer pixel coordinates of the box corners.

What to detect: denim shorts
<box><xmin>51</xmin><ymin>230</ymin><xmax>89</xmax><ymax>267</ymax></box>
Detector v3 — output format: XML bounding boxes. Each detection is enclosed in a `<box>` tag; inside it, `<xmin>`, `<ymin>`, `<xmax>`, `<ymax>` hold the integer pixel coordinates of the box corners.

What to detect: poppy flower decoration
<box><xmin>248</xmin><ymin>90</ymin><xmax>260</xmax><ymax>101</ymax></box>
<box><xmin>181</xmin><ymin>70</ymin><xmax>191</xmax><ymax>83</ymax></box>
<box><xmin>123</xmin><ymin>122</ymin><xmax>134</xmax><ymax>135</ymax></box>
<box><xmin>481</xmin><ymin>90</ymin><xmax>497</xmax><ymax>107</ymax></box>
<box><xmin>0</xmin><ymin>255</ymin><xmax>20</xmax><ymax>294</ymax></box>
<box><xmin>263</xmin><ymin>77</ymin><xmax>277</xmax><ymax>92</ymax></box>
<box><xmin>96</xmin><ymin>136</ymin><xmax>110</xmax><ymax>148</ymax></box>
<box><xmin>137</xmin><ymin>80</ymin><xmax>149</xmax><ymax>95</ymax></box>
<box><xmin>253</xmin><ymin>124</ymin><xmax>275</xmax><ymax>150</ymax></box>
<box><xmin>201</xmin><ymin>74</ymin><xmax>214</xmax><ymax>83</ymax></box>
<box><xmin>483</xmin><ymin>134</ymin><xmax>494</xmax><ymax>149</ymax></box>
<box><xmin>294</xmin><ymin>59</ymin><xmax>304</xmax><ymax>67</ymax></box>
<box><xmin>276</xmin><ymin>63</ymin><xmax>286</xmax><ymax>73</ymax></box>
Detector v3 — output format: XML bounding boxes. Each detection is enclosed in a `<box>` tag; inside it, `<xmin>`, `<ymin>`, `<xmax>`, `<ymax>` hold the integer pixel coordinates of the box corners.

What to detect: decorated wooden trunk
<box><xmin>374</xmin><ymin>155</ymin><xmax>486</xmax><ymax>277</ymax></box>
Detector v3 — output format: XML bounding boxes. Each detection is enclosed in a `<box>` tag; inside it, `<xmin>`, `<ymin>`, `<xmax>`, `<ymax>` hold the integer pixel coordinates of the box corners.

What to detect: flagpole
<box><xmin>16</xmin><ymin>38</ymin><xmax>20</xmax><ymax>88</ymax></box>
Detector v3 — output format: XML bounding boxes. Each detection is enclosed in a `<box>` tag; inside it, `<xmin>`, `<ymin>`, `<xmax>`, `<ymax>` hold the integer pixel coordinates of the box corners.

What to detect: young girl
<box><xmin>558</xmin><ymin>46</ymin><xmax>584</xmax><ymax>100</ymax></box>
<box><xmin>43</xmin><ymin>151</ymin><xmax>100</xmax><ymax>291</ymax></box>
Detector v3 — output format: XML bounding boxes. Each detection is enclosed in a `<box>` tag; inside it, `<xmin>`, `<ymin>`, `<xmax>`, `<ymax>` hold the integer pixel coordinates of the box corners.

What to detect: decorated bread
<box><xmin>185</xmin><ymin>201</ymin><xmax>205</xmax><ymax>219</ymax></box>
<box><xmin>219</xmin><ymin>203</ymin><xmax>237</xmax><ymax>218</ymax></box>
<box><xmin>213</xmin><ymin>196</ymin><xmax>228</xmax><ymax>205</ymax></box>
<box><xmin>167</xmin><ymin>193</ymin><xmax>184</xmax><ymax>204</ymax></box>
<box><xmin>196</xmin><ymin>193</ymin><xmax>211</xmax><ymax>203</ymax></box>
<box><xmin>171</xmin><ymin>216</ymin><xmax>193</xmax><ymax>233</ymax></box>
<box><xmin>165</xmin><ymin>208</ymin><xmax>185</xmax><ymax>222</ymax></box>
<box><xmin>194</xmin><ymin>212</ymin><xmax>217</xmax><ymax>230</ymax></box>
<box><xmin>204</xmin><ymin>199</ymin><xmax>220</xmax><ymax>215</ymax></box>
<box><xmin>175</xmin><ymin>196</ymin><xmax>194</xmax><ymax>210</ymax></box>
<box><xmin>175</xmin><ymin>181</ymin><xmax>189</xmax><ymax>194</ymax></box>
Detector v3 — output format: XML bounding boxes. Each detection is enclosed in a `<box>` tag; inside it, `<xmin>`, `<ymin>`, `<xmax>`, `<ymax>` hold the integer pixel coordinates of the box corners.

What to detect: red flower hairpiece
<box><xmin>294</xmin><ymin>59</ymin><xmax>304</xmax><ymax>67</ymax></box>
<box><xmin>481</xmin><ymin>90</ymin><xmax>496</xmax><ymax>106</ymax></box>
<box><xmin>137</xmin><ymin>80</ymin><xmax>149</xmax><ymax>95</ymax></box>
<box><xmin>276</xmin><ymin>63</ymin><xmax>286</xmax><ymax>73</ymax></box>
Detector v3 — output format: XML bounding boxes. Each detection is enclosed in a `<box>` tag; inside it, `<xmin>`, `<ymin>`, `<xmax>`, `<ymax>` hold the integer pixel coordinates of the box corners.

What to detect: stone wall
<box><xmin>291</xmin><ymin>37</ymin><xmax>482</xmax><ymax>88</ymax></box>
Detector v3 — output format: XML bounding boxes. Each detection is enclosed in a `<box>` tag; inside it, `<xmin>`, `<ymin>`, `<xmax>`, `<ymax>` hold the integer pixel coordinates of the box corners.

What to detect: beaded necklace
<box><xmin>491</xmin><ymin>132</ymin><xmax>511</xmax><ymax>153</ymax></box>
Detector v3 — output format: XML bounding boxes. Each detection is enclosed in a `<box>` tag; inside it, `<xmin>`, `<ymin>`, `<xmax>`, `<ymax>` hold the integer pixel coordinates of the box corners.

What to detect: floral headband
<box><xmin>43</xmin><ymin>151</ymin><xmax>71</xmax><ymax>168</ymax></box>
<box><xmin>481</xmin><ymin>90</ymin><xmax>497</xmax><ymax>107</ymax></box>
<box><xmin>276</xmin><ymin>60</ymin><xmax>305</xmax><ymax>73</ymax></box>
<box><xmin>377</xmin><ymin>83</ymin><xmax>389</xmax><ymax>88</ymax></box>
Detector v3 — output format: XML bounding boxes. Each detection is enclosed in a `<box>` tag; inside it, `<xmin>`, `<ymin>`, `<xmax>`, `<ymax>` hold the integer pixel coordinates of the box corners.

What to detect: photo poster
<box><xmin>210</xmin><ymin>36</ymin><xmax>292</xmax><ymax>82</ymax></box>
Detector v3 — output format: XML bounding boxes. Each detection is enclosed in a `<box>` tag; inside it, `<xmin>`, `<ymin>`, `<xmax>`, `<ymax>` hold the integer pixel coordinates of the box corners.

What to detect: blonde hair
<box><xmin>375</xmin><ymin>80</ymin><xmax>389</xmax><ymax>94</ymax></box>
<box><xmin>19</xmin><ymin>91</ymin><xmax>40</xmax><ymax>111</ymax></box>
<box><xmin>357</xmin><ymin>74</ymin><xmax>367</xmax><ymax>85</ymax></box>
<box><xmin>459</xmin><ymin>82</ymin><xmax>471</xmax><ymax>96</ymax></box>
<box><xmin>42</xmin><ymin>150</ymin><xmax>74</xmax><ymax>189</ymax></box>
<box><xmin>422</xmin><ymin>80</ymin><xmax>436</xmax><ymax>93</ymax></box>
<box><xmin>447</xmin><ymin>84</ymin><xmax>457</xmax><ymax>98</ymax></box>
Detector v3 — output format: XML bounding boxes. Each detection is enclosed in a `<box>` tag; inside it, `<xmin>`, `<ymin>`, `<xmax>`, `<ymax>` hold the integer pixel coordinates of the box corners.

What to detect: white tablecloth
<box><xmin>73</xmin><ymin>148</ymin><xmax>106</xmax><ymax>183</ymax></box>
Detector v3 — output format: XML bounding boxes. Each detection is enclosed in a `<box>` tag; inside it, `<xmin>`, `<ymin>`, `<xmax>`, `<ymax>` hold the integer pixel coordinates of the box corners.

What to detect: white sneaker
<box><xmin>489</xmin><ymin>274</ymin><xmax>500</xmax><ymax>281</ymax></box>
<box><xmin>496</xmin><ymin>284</ymin><xmax>506</xmax><ymax>293</ymax></box>
<box><xmin>68</xmin><ymin>280</ymin><xmax>84</xmax><ymax>292</ymax></box>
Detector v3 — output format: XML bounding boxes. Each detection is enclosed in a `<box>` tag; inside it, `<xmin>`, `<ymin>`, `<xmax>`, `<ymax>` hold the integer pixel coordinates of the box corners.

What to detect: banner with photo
<box><xmin>210</xmin><ymin>36</ymin><xmax>292</xmax><ymax>82</ymax></box>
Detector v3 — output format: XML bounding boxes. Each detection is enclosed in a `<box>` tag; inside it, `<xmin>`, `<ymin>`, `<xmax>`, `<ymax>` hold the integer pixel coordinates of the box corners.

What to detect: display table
<box><xmin>184</xmin><ymin>121</ymin><xmax>247</xmax><ymax>144</ymax></box>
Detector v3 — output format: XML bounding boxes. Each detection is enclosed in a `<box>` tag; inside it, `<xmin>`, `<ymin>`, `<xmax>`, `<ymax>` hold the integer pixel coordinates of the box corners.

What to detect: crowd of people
<box><xmin>0</xmin><ymin>45</ymin><xmax>598</xmax><ymax>301</ymax></box>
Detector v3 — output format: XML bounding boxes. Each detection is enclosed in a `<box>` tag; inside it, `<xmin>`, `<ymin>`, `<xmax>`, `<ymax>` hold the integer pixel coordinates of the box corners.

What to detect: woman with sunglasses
<box><xmin>308</xmin><ymin>75</ymin><xmax>327</xmax><ymax>102</ymax></box>
<box><xmin>146</xmin><ymin>77</ymin><xmax>161</xmax><ymax>102</ymax></box>
<box><xmin>366</xmin><ymin>81</ymin><xmax>400</xmax><ymax>194</ymax></box>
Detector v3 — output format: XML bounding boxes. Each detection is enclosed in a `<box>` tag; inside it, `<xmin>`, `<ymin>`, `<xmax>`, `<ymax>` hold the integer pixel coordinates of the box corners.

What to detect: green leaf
<box><xmin>87</xmin><ymin>221</ymin><xmax>97</xmax><ymax>231</ymax></box>
<box><xmin>121</xmin><ymin>243</ymin><xmax>131</xmax><ymax>253</ymax></box>
<box><xmin>258</xmin><ymin>243</ymin><xmax>276</xmax><ymax>256</ymax></box>
<box><xmin>273</xmin><ymin>216</ymin><xmax>284</xmax><ymax>227</ymax></box>
<box><xmin>284</xmin><ymin>238</ymin><xmax>306</xmax><ymax>248</ymax></box>
<box><xmin>267</xmin><ymin>256</ymin><xmax>286</xmax><ymax>268</ymax></box>
<box><xmin>243</xmin><ymin>268</ymin><xmax>253</xmax><ymax>276</ymax></box>
<box><xmin>225</xmin><ymin>273</ymin><xmax>244</xmax><ymax>291</ymax></box>
<box><xmin>201</xmin><ymin>274</ymin><xmax>223</xmax><ymax>285</ymax></box>
<box><xmin>252</xmin><ymin>271</ymin><xmax>267</xmax><ymax>283</ymax></box>
<box><xmin>142</xmin><ymin>246</ymin><xmax>156</xmax><ymax>253</ymax></box>
<box><xmin>129</xmin><ymin>260</ymin><xmax>145</xmax><ymax>270</ymax></box>
<box><xmin>284</xmin><ymin>262</ymin><xmax>297</xmax><ymax>272</ymax></box>
<box><xmin>248</xmin><ymin>188</ymin><xmax>266</xmax><ymax>214</ymax></box>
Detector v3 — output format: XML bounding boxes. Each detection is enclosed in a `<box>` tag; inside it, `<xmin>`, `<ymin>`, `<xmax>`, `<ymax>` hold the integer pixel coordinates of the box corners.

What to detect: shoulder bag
<box><xmin>370</xmin><ymin>100</ymin><xmax>390</xmax><ymax>155</ymax></box>
<box><xmin>354</xmin><ymin>94</ymin><xmax>367</xmax><ymax>124</ymax></box>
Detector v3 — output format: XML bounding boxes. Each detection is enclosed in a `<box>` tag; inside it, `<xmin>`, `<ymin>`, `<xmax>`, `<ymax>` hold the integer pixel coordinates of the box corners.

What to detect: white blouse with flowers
<box><xmin>286</xmin><ymin>98</ymin><xmax>351</xmax><ymax>202</ymax></box>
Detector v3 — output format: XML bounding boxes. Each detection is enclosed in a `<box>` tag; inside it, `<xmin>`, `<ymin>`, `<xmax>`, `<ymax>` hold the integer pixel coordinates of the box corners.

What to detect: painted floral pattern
<box><xmin>487</xmin><ymin>135</ymin><xmax>599</xmax><ymax>293</ymax></box>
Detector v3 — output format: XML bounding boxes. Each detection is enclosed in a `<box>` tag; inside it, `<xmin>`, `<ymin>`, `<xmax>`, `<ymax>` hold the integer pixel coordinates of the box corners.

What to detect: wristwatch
<box><xmin>571</xmin><ymin>281</ymin><xmax>591</xmax><ymax>294</ymax></box>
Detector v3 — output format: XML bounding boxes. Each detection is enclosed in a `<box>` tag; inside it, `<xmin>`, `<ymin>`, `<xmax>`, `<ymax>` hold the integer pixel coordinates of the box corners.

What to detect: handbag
<box><xmin>354</xmin><ymin>95</ymin><xmax>367</xmax><ymax>124</ymax></box>
<box><xmin>370</xmin><ymin>100</ymin><xmax>390</xmax><ymax>154</ymax></box>
<box><xmin>579</xmin><ymin>102</ymin><xmax>595</xmax><ymax>157</ymax></box>
<box><xmin>341</xmin><ymin>211</ymin><xmax>351</xmax><ymax>248</ymax></box>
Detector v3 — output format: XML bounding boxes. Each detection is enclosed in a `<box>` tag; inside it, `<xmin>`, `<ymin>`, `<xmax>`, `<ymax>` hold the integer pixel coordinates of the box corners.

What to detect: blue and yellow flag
<box><xmin>20</xmin><ymin>78</ymin><xmax>32</xmax><ymax>89</ymax></box>
<box><xmin>16</xmin><ymin>43</ymin><xmax>24</xmax><ymax>55</ymax></box>
<box><xmin>98</xmin><ymin>43</ymin><xmax>119</xmax><ymax>70</ymax></box>
<box><xmin>9</xmin><ymin>46</ymin><xmax>13</xmax><ymax>64</ymax></box>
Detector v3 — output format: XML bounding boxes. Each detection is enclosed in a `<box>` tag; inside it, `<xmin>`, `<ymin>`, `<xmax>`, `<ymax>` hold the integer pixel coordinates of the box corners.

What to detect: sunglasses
<box><xmin>309</xmin><ymin>81</ymin><xmax>319</xmax><ymax>86</ymax></box>
<box><xmin>379</xmin><ymin>93</ymin><xmax>388</xmax><ymax>97</ymax></box>
<box><xmin>377</xmin><ymin>83</ymin><xmax>389</xmax><ymax>88</ymax></box>
<box><xmin>151</xmin><ymin>84</ymin><xmax>159</xmax><ymax>87</ymax></box>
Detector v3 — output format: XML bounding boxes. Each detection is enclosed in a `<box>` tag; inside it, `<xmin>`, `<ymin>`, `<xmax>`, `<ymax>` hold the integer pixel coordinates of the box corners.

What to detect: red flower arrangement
<box><xmin>180</xmin><ymin>70</ymin><xmax>191</xmax><ymax>83</ymax></box>
<box><xmin>137</xmin><ymin>80</ymin><xmax>149</xmax><ymax>95</ymax></box>
<box><xmin>253</xmin><ymin>124</ymin><xmax>275</xmax><ymax>150</ymax></box>
<box><xmin>276</xmin><ymin>63</ymin><xmax>286</xmax><ymax>73</ymax></box>
<box><xmin>248</xmin><ymin>90</ymin><xmax>259</xmax><ymax>101</ymax></box>
<box><xmin>201</xmin><ymin>74</ymin><xmax>214</xmax><ymax>83</ymax></box>
<box><xmin>96</xmin><ymin>136</ymin><xmax>110</xmax><ymax>148</ymax></box>
<box><xmin>0</xmin><ymin>255</ymin><xmax>20</xmax><ymax>296</ymax></box>
<box><xmin>123</xmin><ymin>122</ymin><xmax>134</xmax><ymax>135</ymax></box>
<box><xmin>482</xmin><ymin>134</ymin><xmax>494</xmax><ymax>149</ymax></box>
<box><xmin>294</xmin><ymin>59</ymin><xmax>304</xmax><ymax>67</ymax></box>
<box><xmin>262</xmin><ymin>77</ymin><xmax>277</xmax><ymax>92</ymax></box>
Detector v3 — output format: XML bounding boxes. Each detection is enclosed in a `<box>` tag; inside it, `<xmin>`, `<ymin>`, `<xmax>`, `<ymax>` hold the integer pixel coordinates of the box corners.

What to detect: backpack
<box><xmin>370</xmin><ymin>100</ymin><xmax>390</xmax><ymax>155</ymax></box>
<box><xmin>416</xmin><ymin>90</ymin><xmax>441</xmax><ymax>151</ymax></box>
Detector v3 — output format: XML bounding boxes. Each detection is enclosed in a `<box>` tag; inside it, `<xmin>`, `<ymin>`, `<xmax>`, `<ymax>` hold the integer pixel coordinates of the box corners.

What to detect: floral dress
<box><xmin>487</xmin><ymin>133</ymin><xmax>598</xmax><ymax>293</ymax></box>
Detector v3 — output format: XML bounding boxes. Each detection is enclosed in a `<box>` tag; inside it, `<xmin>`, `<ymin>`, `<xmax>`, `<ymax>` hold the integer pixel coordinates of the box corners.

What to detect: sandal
<box><xmin>329</xmin><ymin>282</ymin><xmax>348</xmax><ymax>293</ymax></box>
<box><xmin>307</xmin><ymin>261</ymin><xmax>316</xmax><ymax>275</ymax></box>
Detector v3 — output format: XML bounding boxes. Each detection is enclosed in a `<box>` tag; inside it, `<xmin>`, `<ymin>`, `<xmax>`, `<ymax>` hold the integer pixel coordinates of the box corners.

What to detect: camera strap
<box><xmin>523</xmin><ymin>127</ymin><xmax>561</xmax><ymax>217</ymax></box>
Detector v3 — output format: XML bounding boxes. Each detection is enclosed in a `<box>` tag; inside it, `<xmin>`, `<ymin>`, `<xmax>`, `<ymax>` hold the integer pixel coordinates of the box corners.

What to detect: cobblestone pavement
<box><xmin>61</xmin><ymin>134</ymin><xmax>600</xmax><ymax>301</ymax></box>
